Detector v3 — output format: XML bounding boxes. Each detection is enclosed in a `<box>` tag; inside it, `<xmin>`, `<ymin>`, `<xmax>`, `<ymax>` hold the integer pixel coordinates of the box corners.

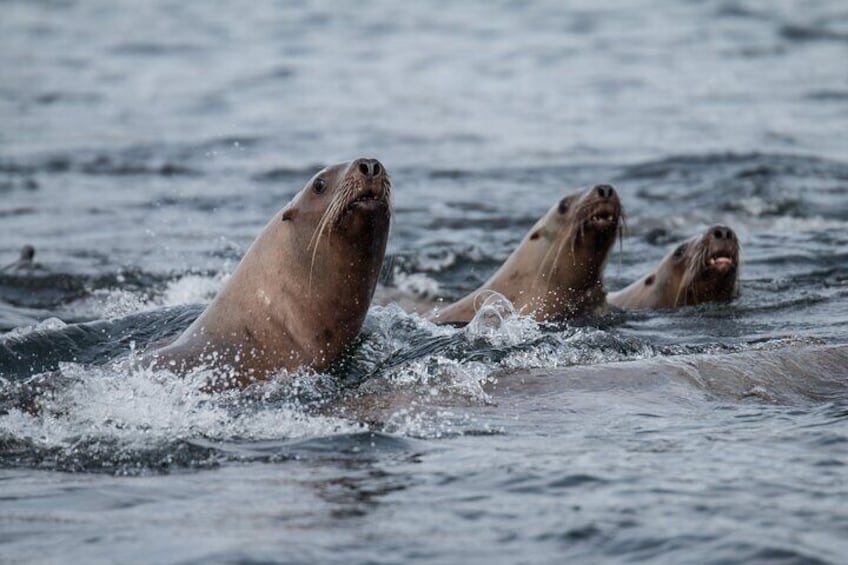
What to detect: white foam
<box><xmin>3</xmin><ymin>317</ymin><xmax>68</xmax><ymax>340</ymax></box>
<box><xmin>61</xmin><ymin>272</ymin><xmax>229</xmax><ymax>321</ymax></box>
<box><xmin>501</xmin><ymin>327</ymin><xmax>655</xmax><ymax>370</ymax></box>
<box><xmin>416</xmin><ymin>248</ymin><xmax>459</xmax><ymax>272</ymax></box>
<box><xmin>383</xmin><ymin>408</ymin><xmax>491</xmax><ymax>439</ymax></box>
<box><xmin>72</xmin><ymin>288</ymin><xmax>150</xmax><ymax>318</ymax></box>
<box><xmin>0</xmin><ymin>361</ymin><xmax>363</xmax><ymax>454</ymax></box>
<box><xmin>394</xmin><ymin>271</ymin><xmax>441</xmax><ymax>299</ymax></box>
<box><xmin>736</xmin><ymin>196</ymin><xmax>777</xmax><ymax>217</ymax></box>
<box><xmin>383</xmin><ymin>355</ymin><xmax>493</xmax><ymax>400</ymax></box>
<box><xmin>367</xmin><ymin>303</ymin><xmax>457</xmax><ymax>349</ymax></box>
<box><xmin>158</xmin><ymin>273</ymin><xmax>228</xmax><ymax>307</ymax></box>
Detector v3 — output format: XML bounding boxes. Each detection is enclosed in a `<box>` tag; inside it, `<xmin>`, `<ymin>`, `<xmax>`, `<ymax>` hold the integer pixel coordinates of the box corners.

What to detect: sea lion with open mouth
<box><xmin>429</xmin><ymin>184</ymin><xmax>623</xmax><ymax>324</ymax></box>
<box><xmin>143</xmin><ymin>158</ymin><xmax>392</xmax><ymax>387</ymax></box>
<box><xmin>608</xmin><ymin>224</ymin><xmax>740</xmax><ymax>309</ymax></box>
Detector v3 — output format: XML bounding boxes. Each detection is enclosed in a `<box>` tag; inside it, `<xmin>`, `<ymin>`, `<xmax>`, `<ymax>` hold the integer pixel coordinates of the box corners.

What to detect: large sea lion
<box><xmin>429</xmin><ymin>184</ymin><xmax>623</xmax><ymax>324</ymax></box>
<box><xmin>332</xmin><ymin>343</ymin><xmax>848</xmax><ymax>424</ymax></box>
<box><xmin>142</xmin><ymin>158</ymin><xmax>392</xmax><ymax>387</ymax></box>
<box><xmin>608</xmin><ymin>224</ymin><xmax>739</xmax><ymax>309</ymax></box>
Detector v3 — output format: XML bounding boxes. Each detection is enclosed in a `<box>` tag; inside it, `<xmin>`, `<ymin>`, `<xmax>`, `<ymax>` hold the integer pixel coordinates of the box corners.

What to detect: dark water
<box><xmin>2</xmin><ymin>1</ymin><xmax>848</xmax><ymax>563</ymax></box>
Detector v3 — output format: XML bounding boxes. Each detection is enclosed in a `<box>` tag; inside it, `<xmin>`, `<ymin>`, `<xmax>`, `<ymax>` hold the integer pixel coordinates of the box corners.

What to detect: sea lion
<box><xmin>484</xmin><ymin>342</ymin><xmax>848</xmax><ymax>402</ymax></box>
<box><xmin>1</xmin><ymin>245</ymin><xmax>35</xmax><ymax>272</ymax></box>
<box><xmin>429</xmin><ymin>184</ymin><xmax>623</xmax><ymax>324</ymax></box>
<box><xmin>332</xmin><ymin>343</ymin><xmax>848</xmax><ymax>424</ymax></box>
<box><xmin>142</xmin><ymin>158</ymin><xmax>392</xmax><ymax>387</ymax></box>
<box><xmin>608</xmin><ymin>224</ymin><xmax>739</xmax><ymax>309</ymax></box>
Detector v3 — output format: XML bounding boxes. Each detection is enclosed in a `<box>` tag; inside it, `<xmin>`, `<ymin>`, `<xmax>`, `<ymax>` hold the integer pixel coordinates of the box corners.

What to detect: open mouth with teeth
<box><xmin>347</xmin><ymin>189</ymin><xmax>387</xmax><ymax>210</ymax></box>
<box><xmin>705</xmin><ymin>252</ymin><xmax>738</xmax><ymax>271</ymax></box>
<box><xmin>586</xmin><ymin>206</ymin><xmax>620</xmax><ymax>230</ymax></box>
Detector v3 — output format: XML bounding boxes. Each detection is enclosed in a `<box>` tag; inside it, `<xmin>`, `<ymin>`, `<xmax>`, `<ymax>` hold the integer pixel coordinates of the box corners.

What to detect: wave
<box><xmin>0</xmin><ymin>136</ymin><xmax>270</xmax><ymax>182</ymax></box>
<box><xmin>7</xmin><ymin>301</ymin><xmax>837</xmax><ymax>473</ymax></box>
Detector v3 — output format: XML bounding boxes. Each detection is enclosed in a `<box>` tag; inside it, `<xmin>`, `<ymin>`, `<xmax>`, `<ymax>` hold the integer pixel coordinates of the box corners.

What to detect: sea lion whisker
<box><xmin>676</xmin><ymin>240</ymin><xmax>707</xmax><ymax>306</ymax></box>
<box><xmin>537</xmin><ymin>236</ymin><xmax>559</xmax><ymax>291</ymax></box>
<box><xmin>307</xmin><ymin>207</ymin><xmax>335</xmax><ymax>291</ymax></box>
<box><xmin>533</xmin><ymin>221</ymin><xmax>565</xmax><ymax>289</ymax></box>
<box><xmin>544</xmin><ymin>224</ymin><xmax>574</xmax><ymax>296</ymax></box>
<box><xmin>570</xmin><ymin>223</ymin><xmax>579</xmax><ymax>255</ymax></box>
<box><xmin>615</xmin><ymin>216</ymin><xmax>627</xmax><ymax>276</ymax></box>
<box><xmin>306</xmin><ymin>177</ymin><xmax>360</xmax><ymax>288</ymax></box>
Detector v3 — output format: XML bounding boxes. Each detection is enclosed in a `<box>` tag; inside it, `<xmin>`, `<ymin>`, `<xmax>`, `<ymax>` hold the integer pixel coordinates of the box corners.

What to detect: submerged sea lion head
<box><xmin>1</xmin><ymin>244</ymin><xmax>36</xmax><ymax>272</ymax></box>
<box><xmin>659</xmin><ymin>224</ymin><xmax>740</xmax><ymax>306</ymax></box>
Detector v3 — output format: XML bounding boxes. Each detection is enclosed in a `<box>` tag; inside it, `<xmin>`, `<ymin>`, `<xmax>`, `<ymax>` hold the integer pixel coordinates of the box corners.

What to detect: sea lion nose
<box><xmin>712</xmin><ymin>226</ymin><xmax>736</xmax><ymax>241</ymax></box>
<box><xmin>595</xmin><ymin>184</ymin><xmax>615</xmax><ymax>200</ymax></box>
<box><xmin>356</xmin><ymin>158</ymin><xmax>383</xmax><ymax>180</ymax></box>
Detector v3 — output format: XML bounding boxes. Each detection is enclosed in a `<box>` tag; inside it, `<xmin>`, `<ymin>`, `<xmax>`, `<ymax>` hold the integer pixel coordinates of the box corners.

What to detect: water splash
<box><xmin>0</xmin><ymin>360</ymin><xmax>364</xmax><ymax>473</ymax></box>
<box><xmin>463</xmin><ymin>291</ymin><xmax>542</xmax><ymax>347</ymax></box>
<box><xmin>159</xmin><ymin>273</ymin><xmax>228</xmax><ymax>306</ymax></box>
<box><xmin>4</xmin><ymin>316</ymin><xmax>68</xmax><ymax>340</ymax></box>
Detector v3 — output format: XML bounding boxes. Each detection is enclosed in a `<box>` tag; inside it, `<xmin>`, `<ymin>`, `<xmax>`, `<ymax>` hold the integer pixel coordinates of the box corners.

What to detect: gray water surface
<box><xmin>2</xmin><ymin>1</ymin><xmax>848</xmax><ymax>563</ymax></box>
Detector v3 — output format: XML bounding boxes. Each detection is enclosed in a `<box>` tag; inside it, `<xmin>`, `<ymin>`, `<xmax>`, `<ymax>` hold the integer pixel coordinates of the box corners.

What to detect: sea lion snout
<box><xmin>709</xmin><ymin>225</ymin><xmax>736</xmax><ymax>242</ymax></box>
<box><xmin>584</xmin><ymin>183</ymin><xmax>620</xmax><ymax>208</ymax></box>
<box><xmin>332</xmin><ymin>158</ymin><xmax>391</xmax><ymax>218</ymax></box>
<box><xmin>349</xmin><ymin>158</ymin><xmax>390</xmax><ymax>202</ymax></box>
<box><xmin>704</xmin><ymin>224</ymin><xmax>740</xmax><ymax>272</ymax></box>
<box><xmin>583</xmin><ymin>184</ymin><xmax>621</xmax><ymax>230</ymax></box>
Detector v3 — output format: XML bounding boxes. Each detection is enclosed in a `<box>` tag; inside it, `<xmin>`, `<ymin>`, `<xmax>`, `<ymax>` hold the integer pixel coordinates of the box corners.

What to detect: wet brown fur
<box><xmin>142</xmin><ymin>159</ymin><xmax>392</xmax><ymax>388</ymax></box>
<box><xmin>608</xmin><ymin>225</ymin><xmax>740</xmax><ymax>309</ymax></box>
<box><xmin>429</xmin><ymin>185</ymin><xmax>623</xmax><ymax>324</ymax></box>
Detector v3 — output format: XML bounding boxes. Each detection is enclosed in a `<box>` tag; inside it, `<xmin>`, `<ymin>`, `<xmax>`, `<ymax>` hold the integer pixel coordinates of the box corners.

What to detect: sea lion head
<box><xmin>661</xmin><ymin>224</ymin><xmax>740</xmax><ymax>306</ymax></box>
<box><xmin>533</xmin><ymin>183</ymin><xmax>622</xmax><ymax>286</ymax></box>
<box><xmin>283</xmin><ymin>158</ymin><xmax>391</xmax><ymax>241</ymax></box>
<box><xmin>554</xmin><ymin>183</ymin><xmax>621</xmax><ymax>248</ymax></box>
<box><xmin>428</xmin><ymin>183</ymin><xmax>623</xmax><ymax>324</ymax></box>
<box><xmin>1</xmin><ymin>244</ymin><xmax>36</xmax><ymax>272</ymax></box>
<box><xmin>520</xmin><ymin>183</ymin><xmax>623</xmax><ymax>318</ymax></box>
<box><xmin>279</xmin><ymin>158</ymin><xmax>392</xmax><ymax>290</ymax></box>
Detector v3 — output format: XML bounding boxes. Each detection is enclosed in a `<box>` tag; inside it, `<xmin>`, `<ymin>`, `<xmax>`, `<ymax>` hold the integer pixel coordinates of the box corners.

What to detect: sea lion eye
<box><xmin>558</xmin><ymin>198</ymin><xmax>570</xmax><ymax>214</ymax></box>
<box><xmin>312</xmin><ymin>178</ymin><xmax>327</xmax><ymax>194</ymax></box>
<box><xmin>672</xmin><ymin>244</ymin><xmax>687</xmax><ymax>259</ymax></box>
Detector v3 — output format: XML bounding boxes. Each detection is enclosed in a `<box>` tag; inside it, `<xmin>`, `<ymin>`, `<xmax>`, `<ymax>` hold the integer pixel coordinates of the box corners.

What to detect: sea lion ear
<box><xmin>281</xmin><ymin>208</ymin><xmax>298</xmax><ymax>222</ymax></box>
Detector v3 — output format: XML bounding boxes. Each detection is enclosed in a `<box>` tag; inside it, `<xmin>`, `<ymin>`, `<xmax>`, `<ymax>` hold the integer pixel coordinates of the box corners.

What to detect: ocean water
<box><xmin>2</xmin><ymin>1</ymin><xmax>848</xmax><ymax>563</ymax></box>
